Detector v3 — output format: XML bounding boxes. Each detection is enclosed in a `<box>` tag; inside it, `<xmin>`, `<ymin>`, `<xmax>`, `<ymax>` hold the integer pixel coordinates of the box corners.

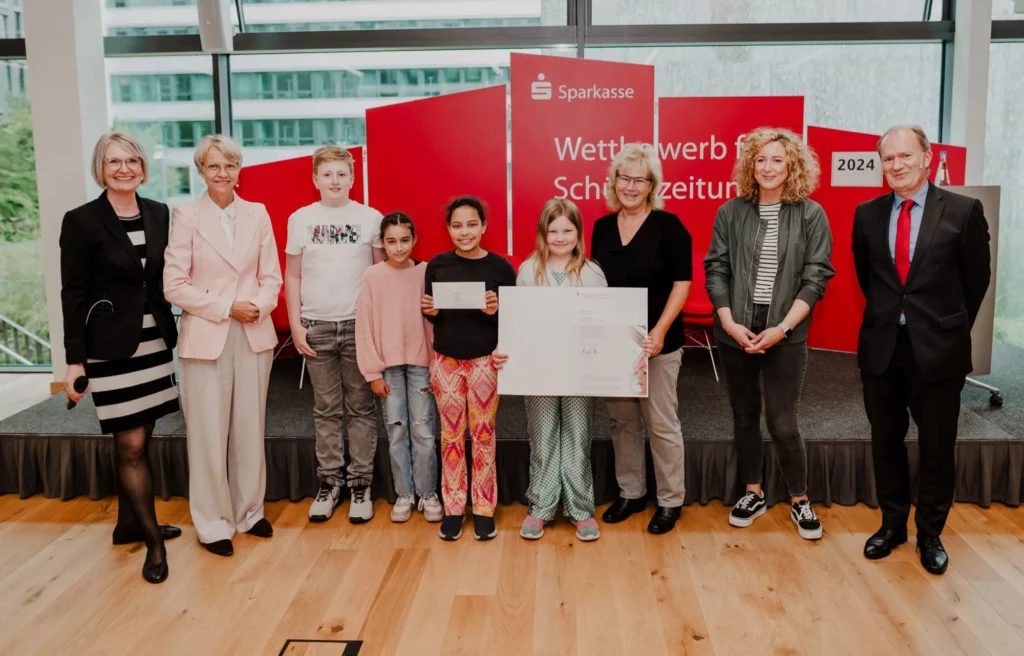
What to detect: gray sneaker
<box><xmin>418</xmin><ymin>494</ymin><xmax>444</xmax><ymax>523</ymax></box>
<box><xmin>391</xmin><ymin>494</ymin><xmax>415</xmax><ymax>523</ymax></box>
<box><xmin>349</xmin><ymin>485</ymin><xmax>374</xmax><ymax>524</ymax></box>
<box><xmin>308</xmin><ymin>481</ymin><xmax>342</xmax><ymax>523</ymax></box>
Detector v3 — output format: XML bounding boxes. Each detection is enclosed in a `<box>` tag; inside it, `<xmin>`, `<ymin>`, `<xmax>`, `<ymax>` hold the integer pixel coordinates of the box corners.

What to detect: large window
<box><xmin>105</xmin><ymin>0</ymin><xmax>566</xmax><ymax>36</ymax></box>
<box><xmin>112</xmin><ymin>73</ymin><xmax>214</xmax><ymax>102</ymax></box>
<box><xmin>105</xmin><ymin>56</ymin><xmax>214</xmax><ymax>205</ymax></box>
<box><xmin>228</xmin><ymin>50</ymin><xmax>514</xmax><ymax>165</ymax></box>
<box><xmin>231</xmin><ymin>66</ymin><xmax>509</xmax><ymax>101</ymax></box>
<box><xmin>0</xmin><ymin>59</ymin><xmax>46</xmax><ymax>366</ymax></box>
<box><xmin>587</xmin><ymin>44</ymin><xmax>942</xmax><ymax>137</ymax></box>
<box><xmin>985</xmin><ymin>42</ymin><xmax>1024</xmax><ymax>348</ymax></box>
<box><xmin>593</xmin><ymin>0</ymin><xmax>942</xmax><ymax>24</ymax></box>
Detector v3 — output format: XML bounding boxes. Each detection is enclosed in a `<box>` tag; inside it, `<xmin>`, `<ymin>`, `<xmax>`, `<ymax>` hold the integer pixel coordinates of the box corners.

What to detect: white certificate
<box><xmin>497</xmin><ymin>287</ymin><xmax>648</xmax><ymax>397</ymax></box>
<box><xmin>432</xmin><ymin>282</ymin><xmax>486</xmax><ymax>309</ymax></box>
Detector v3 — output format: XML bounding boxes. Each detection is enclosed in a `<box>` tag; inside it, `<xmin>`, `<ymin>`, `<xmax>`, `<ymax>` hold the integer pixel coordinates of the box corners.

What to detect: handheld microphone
<box><xmin>66</xmin><ymin>376</ymin><xmax>89</xmax><ymax>410</ymax></box>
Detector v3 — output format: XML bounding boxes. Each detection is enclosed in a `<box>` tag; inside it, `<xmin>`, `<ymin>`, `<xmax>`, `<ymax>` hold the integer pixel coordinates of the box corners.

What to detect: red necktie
<box><xmin>895</xmin><ymin>198</ymin><xmax>913</xmax><ymax>283</ymax></box>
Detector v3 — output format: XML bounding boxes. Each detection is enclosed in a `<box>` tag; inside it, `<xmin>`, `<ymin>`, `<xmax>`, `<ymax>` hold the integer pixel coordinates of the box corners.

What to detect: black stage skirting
<box><xmin>2</xmin><ymin>343</ymin><xmax>1023</xmax><ymax>508</ymax></box>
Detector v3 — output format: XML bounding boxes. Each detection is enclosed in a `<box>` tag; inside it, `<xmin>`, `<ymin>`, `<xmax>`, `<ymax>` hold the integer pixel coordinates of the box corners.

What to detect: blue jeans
<box><xmin>382</xmin><ymin>365</ymin><xmax>438</xmax><ymax>497</ymax></box>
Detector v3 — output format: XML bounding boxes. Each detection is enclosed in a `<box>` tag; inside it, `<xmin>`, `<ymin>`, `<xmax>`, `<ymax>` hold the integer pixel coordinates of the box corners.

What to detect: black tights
<box><xmin>114</xmin><ymin>422</ymin><xmax>165</xmax><ymax>566</ymax></box>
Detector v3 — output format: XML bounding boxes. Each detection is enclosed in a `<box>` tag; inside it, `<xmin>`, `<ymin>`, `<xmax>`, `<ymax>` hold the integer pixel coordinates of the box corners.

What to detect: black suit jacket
<box><xmin>852</xmin><ymin>183</ymin><xmax>991</xmax><ymax>382</ymax></box>
<box><xmin>60</xmin><ymin>192</ymin><xmax>178</xmax><ymax>364</ymax></box>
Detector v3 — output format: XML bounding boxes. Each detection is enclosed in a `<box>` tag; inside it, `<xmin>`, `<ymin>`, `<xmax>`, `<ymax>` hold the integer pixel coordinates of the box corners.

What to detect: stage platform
<box><xmin>2</xmin><ymin>344</ymin><xmax>1022</xmax><ymax>508</ymax></box>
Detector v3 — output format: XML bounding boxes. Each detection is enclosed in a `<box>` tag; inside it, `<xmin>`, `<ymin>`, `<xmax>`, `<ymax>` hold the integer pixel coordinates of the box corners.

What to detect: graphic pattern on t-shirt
<box><xmin>307</xmin><ymin>223</ymin><xmax>362</xmax><ymax>245</ymax></box>
<box><xmin>753</xmin><ymin>203</ymin><xmax>782</xmax><ymax>305</ymax></box>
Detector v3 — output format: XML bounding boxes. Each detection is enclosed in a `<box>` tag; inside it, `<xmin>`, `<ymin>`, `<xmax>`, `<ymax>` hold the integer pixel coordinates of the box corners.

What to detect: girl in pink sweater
<box><xmin>355</xmin><ymin>212</ymin><xmax>442</xmax><ymax>524</ymax></box>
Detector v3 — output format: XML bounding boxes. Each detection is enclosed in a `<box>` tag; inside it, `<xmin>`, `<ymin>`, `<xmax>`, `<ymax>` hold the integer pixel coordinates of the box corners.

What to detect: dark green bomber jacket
<box><xmin>703</xmin><ymin>196</ymin><xmax>836</xmax><ymax>347</ymax></box>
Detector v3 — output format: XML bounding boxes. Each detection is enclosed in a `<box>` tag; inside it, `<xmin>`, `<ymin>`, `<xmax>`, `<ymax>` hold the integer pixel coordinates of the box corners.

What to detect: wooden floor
<box><xmin>2</xmin><ymin>498</ymin><xmax>1024</xmax><ymax>656</ymax></box>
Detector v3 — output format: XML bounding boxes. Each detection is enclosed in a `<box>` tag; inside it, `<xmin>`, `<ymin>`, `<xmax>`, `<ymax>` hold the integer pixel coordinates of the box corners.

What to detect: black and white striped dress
<box><xmin>84</xmin><ymin>214</ymin><xmax>179</xmax><ymax>434</ymax></box>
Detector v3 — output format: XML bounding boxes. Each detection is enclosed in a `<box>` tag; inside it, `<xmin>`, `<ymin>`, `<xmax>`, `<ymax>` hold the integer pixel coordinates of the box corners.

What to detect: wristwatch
<box><xmin>778</xmin><ymin>322</ymin><xmax>792</xmax><ymax>338</ymax></box>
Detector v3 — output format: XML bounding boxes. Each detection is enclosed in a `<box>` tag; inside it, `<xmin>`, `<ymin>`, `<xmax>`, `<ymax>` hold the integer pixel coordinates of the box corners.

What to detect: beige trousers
<box><xmin>180</xmin><ymin>319</ymin><xmax>273</xmax><ymax>544</ymax></box>
<box><xmin>605</xmin><ymin>348</ymin><xmax>685</xmax><ymax>507</ymax></box>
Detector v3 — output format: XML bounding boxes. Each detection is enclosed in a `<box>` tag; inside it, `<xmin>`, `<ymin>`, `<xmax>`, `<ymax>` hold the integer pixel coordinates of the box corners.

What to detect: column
<box><xmin>23</xmin><ymin>0</ymin><xmax>108</xmax><ymax>389</ymax></box>
<box><xmin>950</xmin><ymin>0</ymin><xmax>993</xmax><ymax>185</ymax></box>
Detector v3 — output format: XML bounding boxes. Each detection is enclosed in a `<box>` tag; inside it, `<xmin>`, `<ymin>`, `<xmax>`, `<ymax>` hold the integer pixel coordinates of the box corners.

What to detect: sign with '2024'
<box><xmin>831</xmin><ymin>151</ymin><xmax>883</xmax><ymax>187</ymax></box>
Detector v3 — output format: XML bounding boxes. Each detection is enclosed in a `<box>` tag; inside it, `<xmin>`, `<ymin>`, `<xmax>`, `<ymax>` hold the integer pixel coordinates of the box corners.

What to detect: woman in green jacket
<box><xmin>704</xmin><ymin>127</ymin><xmax>835</xmax><ymax>540</ymax></box>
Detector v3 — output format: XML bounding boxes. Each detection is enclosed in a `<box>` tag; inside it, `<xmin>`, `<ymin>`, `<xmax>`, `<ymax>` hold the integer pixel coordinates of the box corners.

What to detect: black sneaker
<box><xmin>439</xmin><ymin>515</ymin><xmax>463</xmax><ymax>541</ymax></box>
<box><xmin>729</xmin><ymin>491</ymin><xmax>767</xmax><ymax>528</ymax></box>
<box><xmin>473</xmin><ymin>515</ymin><xmax>497</xmax><ymax>541</ymax></box>
<box><xmin>791</xmin><ymin>500</ymin><xmax>822</xmax><ymax>540</ymax></box>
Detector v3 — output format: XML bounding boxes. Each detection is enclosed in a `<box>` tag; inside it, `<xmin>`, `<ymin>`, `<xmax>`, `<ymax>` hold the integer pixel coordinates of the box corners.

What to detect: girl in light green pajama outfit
<box><xmin>493</xmin><ymin>198</ymin><xmax>606</xmax><ymax>542</ymax></box>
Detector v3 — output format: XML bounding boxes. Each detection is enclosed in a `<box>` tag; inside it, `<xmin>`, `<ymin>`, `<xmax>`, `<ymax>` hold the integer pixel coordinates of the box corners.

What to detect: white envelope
<box><xmin>432</xmin><ymin>282</ymin><xmax>487</xmax><ymax>309</ymax></box>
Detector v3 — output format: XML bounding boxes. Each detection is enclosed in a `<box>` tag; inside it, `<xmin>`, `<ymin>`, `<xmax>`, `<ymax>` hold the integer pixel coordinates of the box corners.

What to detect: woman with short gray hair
<box><xmin>590</xmin><ymin>142</ymin><xmax>693</xmax><ymax>535</ymax></box>
<box><xmin>164</xmin><ymin>134</ymin><xmax>282</xmax><ymax>557</ymax></box>
<box><xmin>60</xmin><ymin>131</ymin><xmax>181</xmax><ymax>584</ymax></box>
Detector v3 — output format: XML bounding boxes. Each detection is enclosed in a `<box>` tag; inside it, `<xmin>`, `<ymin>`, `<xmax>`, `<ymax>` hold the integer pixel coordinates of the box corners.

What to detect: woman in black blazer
<box><xmin>60</xmin><ymin>132</ymin><xmax>181</xmax><ymax>584</ymax></box>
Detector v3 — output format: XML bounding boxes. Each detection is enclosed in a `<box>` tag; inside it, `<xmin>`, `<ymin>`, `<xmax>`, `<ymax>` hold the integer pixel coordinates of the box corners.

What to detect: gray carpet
<box><xmin>3</xmin><ymin>344</ymin><xmax>1020</xmax><ymax>443</ymax></box>
<box><xmin>2</xmin><ymin>344</ymin><xmax>1022</xmax><ymax>507</ymax></box>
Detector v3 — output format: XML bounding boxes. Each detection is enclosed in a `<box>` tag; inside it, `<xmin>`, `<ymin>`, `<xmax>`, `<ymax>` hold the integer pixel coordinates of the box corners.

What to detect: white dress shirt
<box><xmin>219</xmin><ymin>200</ymin><xmax>237</xmax><ymax>319</ymax></box>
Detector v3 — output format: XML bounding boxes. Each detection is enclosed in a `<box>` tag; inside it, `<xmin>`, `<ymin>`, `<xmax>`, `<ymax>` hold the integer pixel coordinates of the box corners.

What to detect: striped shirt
<box><xmin>752</xmin><ymin>203</ymin><xmax>781</xmax><ymax>305</ymax></box>
<box><xmin>121</xmin><ymin>213</ymin><xmax>147</xmax><ymax>267</ymax></box>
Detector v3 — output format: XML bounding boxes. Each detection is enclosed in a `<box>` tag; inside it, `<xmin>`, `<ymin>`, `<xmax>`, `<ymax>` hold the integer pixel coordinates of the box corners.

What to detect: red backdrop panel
<box><xmin>236</xmin><ymin>147</ymin><xmax>364</xmax><ymax>332</ymax></box>
<box><xmin>658</xmin><ymin>97</ymin><xmax>804</xmax><ymax>316</ymax></box>
<box><xmin>807</xmin><ymin>126</ymin><xmax>966</xmax><ymax>352</ymax></box>
<box><xmin>510</xmin><ymin>53</ymin><xmax>654</xmax><ymax>258</ymax></box>
<box><xmin>366</xmin><ymin>86</ymin><xmax>508</xmax><ymax>261</ymax></box>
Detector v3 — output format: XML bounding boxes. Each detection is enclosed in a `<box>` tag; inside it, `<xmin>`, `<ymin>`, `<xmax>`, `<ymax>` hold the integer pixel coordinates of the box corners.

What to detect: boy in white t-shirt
<box><xmin>285</xmin><ymin>145</ymin><xmax>384</xmax><ymax>524</ymax></box>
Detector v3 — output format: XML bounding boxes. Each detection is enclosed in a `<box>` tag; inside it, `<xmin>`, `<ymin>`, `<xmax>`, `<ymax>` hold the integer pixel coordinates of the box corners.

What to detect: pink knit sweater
<box><xmin>355</xmin><ymin>261</ymin><xmax>433</xmax><ymax>382</ymax></box>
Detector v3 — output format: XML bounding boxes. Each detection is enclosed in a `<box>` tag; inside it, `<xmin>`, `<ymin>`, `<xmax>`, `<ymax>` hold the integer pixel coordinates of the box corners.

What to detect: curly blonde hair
<box><xmin>733</xmin><ymin>127</ymin><xmax>819</xmax><ymax>203</ymax></box>
<box><xmin>603</xmin><ymin>142</ymin><xmax>664</xmax><ymax>212</ymax></box>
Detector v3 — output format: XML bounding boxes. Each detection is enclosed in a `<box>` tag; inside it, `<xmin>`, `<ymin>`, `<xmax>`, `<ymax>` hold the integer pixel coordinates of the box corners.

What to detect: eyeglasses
<box><xmin>104</xmin><ymin>157</ymin><xmax>142</xmax><ymax>170</ymax></box>
<box><xmin>881</xmin><ymin>152</ymin><xmax>923</xmax><ymax>169</ymax></box>
<box><xmin>204</xmin><ymin>163</ymin><xmax>240</xmax><ymax>174</ymax></box>
<box><xmin>616</xmin><ymin>174</ymin><xmax>651</xmax><ymax>188</ymax></box>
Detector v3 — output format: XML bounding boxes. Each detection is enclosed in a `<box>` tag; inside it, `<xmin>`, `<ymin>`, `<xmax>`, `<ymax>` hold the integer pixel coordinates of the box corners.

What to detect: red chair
<box><xmin>682</xmin><ymin>252</ymin><xmax>719</xmax><ymax>381</ymax></box>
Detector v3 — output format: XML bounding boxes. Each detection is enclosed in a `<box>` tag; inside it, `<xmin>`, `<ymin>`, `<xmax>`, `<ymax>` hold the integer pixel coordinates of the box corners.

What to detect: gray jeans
<box><xmin>302</xmin><ymin>318</ymin><xmax>377</xmax><ymax>488</ymax></box>
<box><xmin>605</xmin><ymin>348</ymin><xmax>685</xmax><ymax>507</ymax></box>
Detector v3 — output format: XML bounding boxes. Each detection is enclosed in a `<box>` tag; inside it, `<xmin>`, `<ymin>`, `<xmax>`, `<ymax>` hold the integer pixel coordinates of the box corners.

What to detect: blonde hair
<box><xmin>91</xmin><ymin>132</ymin><xmax>149</xmax><ymax>188</ymax></box>
<box><xmin>733</xmin><ymin>127</ymin><xmax>819</xmax><ymax>203</ymax></box>
<box><xmin>312</xmin><ymin>144</ymin><xmax>354</xmax><ymax>176</ymax></box>
<box><xmin>529</xmin><ymin>198</ymin><xmax>588</xmax><ymax>286</ymax></box>
<box><xmin>193</xmin><ymin>134</ymin><xmax>242</xmax><ymax>171</ymax></box>
<box><xmin>604</xmin><ymin>142</ymin><xmax>664</xmax><ymax>212</ymax></box>
<box><xmin>877</xmin><ymin>125</ymin><xmax>931</xmax><ymax>153</ymax></box>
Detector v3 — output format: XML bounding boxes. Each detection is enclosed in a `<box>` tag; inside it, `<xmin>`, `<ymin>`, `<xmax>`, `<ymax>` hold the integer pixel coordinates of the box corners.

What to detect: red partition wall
<box><xmin>510</xmin><ymin>53</ymin><xmax>654</xmax><ymax>257</ymax></box>
<box><xmin>236</xmin><ymin>146</ymin><xmax>365</xmax><ymax>332</ymax></box>
<box><xmin>807</xmin><ymin>126</ymin><xmax>966</xmax><ymax>352</ymax></box>
<box><xmin>366</xmin><ymin>85</ymin><xmax>508</xmax><ymax>260</ymax></box>
<box><xmin>658</xmin><ymin>96</ymin><xmax>804</xmax><ymax>314</ymax></box>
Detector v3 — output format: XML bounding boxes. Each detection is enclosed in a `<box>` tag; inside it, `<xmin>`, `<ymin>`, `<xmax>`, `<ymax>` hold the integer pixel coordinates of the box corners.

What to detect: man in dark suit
<box><xmin>852</xmin><ymin>125</ymin><xmax>991</xmax><ymax>575</ymax></box>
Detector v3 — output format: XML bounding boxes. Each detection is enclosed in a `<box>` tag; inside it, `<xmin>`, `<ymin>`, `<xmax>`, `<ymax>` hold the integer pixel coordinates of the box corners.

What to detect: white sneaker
<box><xmin>418</xmin><ymin>494</ymin><xmax>444</xmax><ymax>523</ymax></box>
<box><xmin>309</xmin><ymin>481</ymin><xmax>342</xmax><ymax>523</ymax></box>
<box><xmin>391</xmin><ymin>494</ymin><xmax>415</xmax><ymax>523</ymax></box>
<box><xmin>348</xmin><ymin>486</ymin><xmax>374</xmax><ymax>524</ymax></box>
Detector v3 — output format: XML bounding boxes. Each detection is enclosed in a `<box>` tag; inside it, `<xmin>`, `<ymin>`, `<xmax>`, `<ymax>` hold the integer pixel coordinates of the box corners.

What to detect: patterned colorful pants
<box><xmin>525</xmin><ymin>396</ymin><xmax>596</xmax><ymax>522</ymax></box>
<box><xmin>432</xmin><ymin>353</ymin><xmax>499</xmax><ymax>517</ymax></box>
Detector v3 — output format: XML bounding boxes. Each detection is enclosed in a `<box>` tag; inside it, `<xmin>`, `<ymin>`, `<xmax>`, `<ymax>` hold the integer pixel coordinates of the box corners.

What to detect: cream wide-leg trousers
<box><xmin>180</xmin><ymin>319</ymin><xmax>273</xmax><ymax>544</ymax></box>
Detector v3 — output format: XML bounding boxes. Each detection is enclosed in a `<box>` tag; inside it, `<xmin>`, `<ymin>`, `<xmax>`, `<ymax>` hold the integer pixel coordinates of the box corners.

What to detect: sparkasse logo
<box><xmin>531</xmin><ymin>73</ymin><xmax>552</xmax><ymax>100</ymax></box>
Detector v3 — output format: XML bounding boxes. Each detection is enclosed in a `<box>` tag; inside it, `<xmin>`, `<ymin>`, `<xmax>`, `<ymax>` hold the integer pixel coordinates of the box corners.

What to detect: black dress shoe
<box><xmin>918</xmin><ymin>536</ymin><xmax>949</xmax><ymax>575</ymax></box>
<box><xmin>202</xmin><ymin>539</ymin><xmax>234</xmax><ymax>557</ymax></box>
<box><xmin>647</xmin><ymin>506</ymin><xmax>682</xmax><ymax>534</ymax></box>
<box><xmin>247</xmin><ymin>518</ymin><xmax>273</xmax><ymax>538</ymax></box>
<box><xmin>863</xmin><ymin>525</ymin><xmax>908</xmax><ymax>560</ymax></box>
<box><xmin>602</xmin><ymin>497</ymin><xmax>646</xmax><ymax>524</ymax></box>
<box><xmin>112</xmin><ymin>524</ymin><xmax>183</xmax><ymax>545</ymax></box>
<box><xmin>142</xmin><ymin>561</ymin><xmax>169</xmax><ymax>584</ymax></box>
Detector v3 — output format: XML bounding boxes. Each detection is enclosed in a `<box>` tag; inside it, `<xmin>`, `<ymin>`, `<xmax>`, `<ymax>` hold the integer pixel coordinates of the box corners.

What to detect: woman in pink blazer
<box><xmin>163</xmin><ymin>134</ymin><xmax>283</xmax><ymax>557</ymax></box>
